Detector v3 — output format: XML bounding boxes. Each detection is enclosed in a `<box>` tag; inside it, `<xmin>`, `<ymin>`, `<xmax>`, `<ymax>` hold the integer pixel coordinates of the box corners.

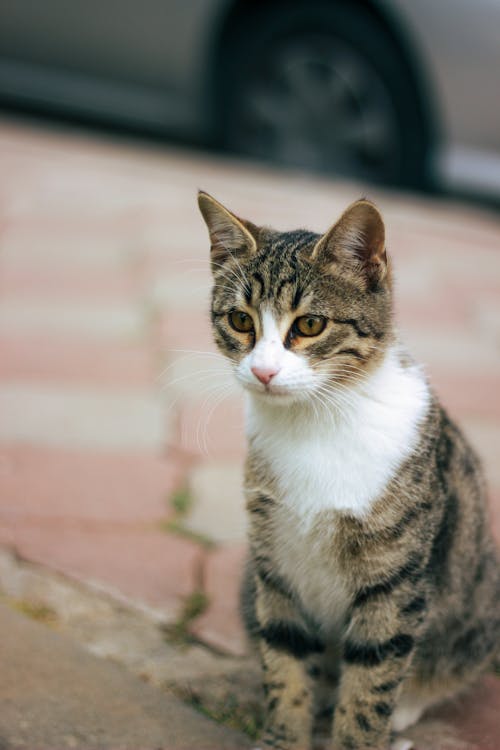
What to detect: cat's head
<box><xmin>198</xmin><ymin>192</ymin><xmax>393</xmax><ymax>407</ymax></box>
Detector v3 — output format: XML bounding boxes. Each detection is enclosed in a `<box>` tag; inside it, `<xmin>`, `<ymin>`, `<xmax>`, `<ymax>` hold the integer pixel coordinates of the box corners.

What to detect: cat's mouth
<box><xmin>245</xmin><ymin>380</ymin><xmax>311</xmax><ymax>404</ymax></box>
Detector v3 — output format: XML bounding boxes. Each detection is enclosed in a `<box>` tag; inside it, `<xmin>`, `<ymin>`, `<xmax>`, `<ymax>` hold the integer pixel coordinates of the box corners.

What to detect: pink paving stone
<box><xmin>488</xmin><ymin>489</ymin><xmax>500</xmax><ymax>545</ymax></box>
<box><xmin>144</xmin><ymin>239</ymin><xmax>208</xmax><ymax>270</ymax></box>
<box><xmin>395</xmin><ymin>294</ymin><xmax>475</xmax><ymax>330</ymax></box>
<box><xmin>395</xmin><ymin>273</ymin><xmax>500</xmax><ymax>334</ymax></box>
<box><xmin>0</xmin><ymin>521</ymin><xmax>202</xmax><ymax>618</ymax></box>
<box><xmin>0</xmin><ymin>332</ymin><xmax>155</xmax><ymax>387</ymax></box>
<box><xmin>429</xmin><ymin>370</ymin><xmax>500</xmax><ymax>421</ymax></box>
<box><xmin>176</xmin><ymin>397</ymin><xmax>245</xmax><ymax>460</ymax></box>
<box><xmin>190</xmin><ymin>543</ymin><xmax>248</xmax><ymax>656</ymax></box>
<box><xmin>422</xmin><ymin>674</ymin><xmax>500</xmax><ymax>750</ymax></box>
<box><xmin>445</xmin><ymin>276</ymin><xmax>500</xmax><ymax>303</ymax></box>
<box><xmin>157</xmin><ymin>309</ymin><xmax>215</xmax><ymax>354</ymax></box>
<box><xmin>0</xmin><ymin>260</ymin><xmax>144</xmax><ymax>302</ymax></box>
<box><xmin>0</xmin><ymin>444</ymin><xmax>187</xmax><ymax>524</ymax></box>
<box><xmin>1</xmin><ymin>212</ymin><xmax>148</xmax><ymax>236</ymax></box>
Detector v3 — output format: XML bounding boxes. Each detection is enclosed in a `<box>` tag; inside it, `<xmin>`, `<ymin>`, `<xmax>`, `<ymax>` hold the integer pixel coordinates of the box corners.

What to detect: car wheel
<box><xmin>217</xmin><ymin>2</ymin><xmax>431</xmax><ymax>188</ymax></box>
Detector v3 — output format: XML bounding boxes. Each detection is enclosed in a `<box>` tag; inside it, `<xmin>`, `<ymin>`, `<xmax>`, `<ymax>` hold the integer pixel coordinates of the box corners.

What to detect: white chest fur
<box><xmin>272</xmin><ymin>507</ymin><xmax>352</xmax><ymax>629</ymax></box>
<box><xmin>245</xmin><ymin>348</ymin><xmax>430</xmax><ymax>522</ymax></box>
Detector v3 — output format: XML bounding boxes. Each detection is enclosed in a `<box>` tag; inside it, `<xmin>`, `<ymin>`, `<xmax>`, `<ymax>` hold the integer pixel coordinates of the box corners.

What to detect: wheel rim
<box><xmin>226</xmin><ymin>35</ymin><xmax>402</xmax><ymax>182</ymax></box>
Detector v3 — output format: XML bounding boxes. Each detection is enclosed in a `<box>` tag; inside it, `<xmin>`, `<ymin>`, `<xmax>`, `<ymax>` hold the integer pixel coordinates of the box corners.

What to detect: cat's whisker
<box><xmin>160</xmin><ymin>367</ymin><xmax>233</xmax><ymax>392</ymax></box>
<box><xmin>164</xmin><ymin>373</ymin><xmax>230</xmax><ymax>406</ymax></box>
<box><xmin>315</xmin><ymin>378</ymin><xmax>364</xmax><ymax>413</ymax></box>
<box><xmin>312</xmin><ymin>384</ymin><xmax>352</xmax><ymax>423</ymax></box>
<box><xmin>200</xmin><ymin>387</ymin><xmax>233</xmax><ymax>455</ymax></box>
<box><xmin>164</xmin><ymin>267</ymin><xmax>210</xmax><ymax>279</ymax></box>
<box><xmin>313</xmin><ymin>366</ymin><xmax>367</xmax><ymax>393</ymax></box>
<box><xmin>212</xmin><ymin>255</ymin><xmax>250</xmax><ymax>292</ymax></box>
<box><xmin>308</xmin><ymin>389</ymin><xmax>322</xmax><ymax>426</ymax></box>
<box><xmin>213</xmin><ymin>244</ymin><xmax>250</xmax><ymax>290</ymax></box>
<box><xmin>158</xmin><ymin>349</ymin><xmax>234</xmax><ymax>370</ymax></box>
<box><xmin>309</xmin><ymin>389</ymin><xmax>330</xmax><ymax>422</ymax></box>
<box><xmin>164</xmin><ymin>348</ymin><xmax>228</xmax><ymax>361</ymax></box>
<box><xmin>232</xmin><ymin>259</ymin><xmax>252</xmax><ymax>298</ymax></box>
<box><xmin>212</xmin><ymin>283</ymin><xmax>246</xmax><ymax>297</ymax></box>
<box><xmin>320</xmin><ymin>367</ymin><xmax>365</xmax><ymax>380</ymax></box>
<box><xmin>191</xmin><ymin>383</ymin><xmax>230</xmax><ymax>455</ymax></box>
<box><xmin>327</xmin><ymin>371</ymin><xmax>368</xmax><ymax>388</ymax></box>
<box><xmin>328</xmin><ymin>380</ymin><xmax>377</xmax><ymax>409</ymax></box>
<box><xmin>316</xmin><ymin>388</ymin><xmax>353</xmax><ymax>421</ymax></box>
<box><xmin>156</xmin><ymin>357</ymin><xmax>232</xmax><ymax>385</ymax></box>
<box><xmin>168</xmin><ymin>258</ymin><xmax>210</xmax><ymax>265</ymax></box>
<box><xmin>314</xmin><ymin>360</ymin><xmax>367</xmax><ymax>376</ymax></box>
<box><xmin>210</xmin><ymin>264</ymin><xmax>244</xmax><ymax>282</ymax></box>
<box><xmin>313</xmin><ymin>389</ymin><xmax>349</xmax><ymax>424</ymax></box>
<box><xmin>320</xmin><ymin>368</ymin><xmax>370</xmax><ymax>390</ymax></box>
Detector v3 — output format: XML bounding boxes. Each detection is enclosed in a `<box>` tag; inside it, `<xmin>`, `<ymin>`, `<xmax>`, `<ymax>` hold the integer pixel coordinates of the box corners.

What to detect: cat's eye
<box><xmin>293</xmin><ymin>315</ymin><xmax>327</xmax><ymax>337</ymax></box>
<box><xmin>228</xmin><ymin>310</ymin><xmax>254</xmax><ymax>333</ymax></box>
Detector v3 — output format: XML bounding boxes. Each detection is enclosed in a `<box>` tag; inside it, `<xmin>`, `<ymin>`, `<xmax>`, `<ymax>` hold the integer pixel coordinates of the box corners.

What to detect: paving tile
<box><xmin>0</xmin><ymin>602</ymin><xmax>250</xmax><ymax>750</ymax></box>
<box><xmin>158</xmin><ymin>347</ymin><xmax>234</xmax><ymax>401</ymax></box>
<box><xmin>144</xmin><ymin>230</ymin><xmax>208</xmax><ymax>265</ymax></box>
<box><xmin>0</xmin><ymin>121</ymin><xmax>499</xmax><ymax>725</ymax></box>
<box><xmin>0</xmin><ymin>226</ymin><xmax>137</xmax><ymax>270</ymax></box>
<box><xmin>460</xmin><ymin>419</ymin><xmax>500</xmax><ymax>489</ymax></box>
<box><xmin>158</xmin><ymin>308</ymin><xmax>215</xmax><ymax>353</ymax></box>
<box><xmin>0</xmin><ymin>522</ymin><xmax>202</xmax><ymax>620</ymax></box>
<box><xmin>185</xmin><ymin>461</ymin><xmax>247</xmax><ymax>543</ymax></box>
<box><xmin>401</xmin><ymin>328</ymin><xmax>500</xmax><ymax>374</ymax></box>
<box><xmin>489</xmin><ymin>489</ymin><xmax>500</xmax><ymax>546</ymax></box>
<box><xmin>0</xmin><ymin>299</ymin><xmax>146</xmax><ymax>340</ymax></box>
<box><xmin>417</xmin><ymin>674</ymin><xmax>500</xmax><ymax>750</ymax></box>
<box><xmin>149</xmin><ymin>272</ymin><xmax>211</xmax><ymax>312</ymax></box>
<box><xmin>191</xmin><ymin>543</ymin><xmax>248</xmax><ymax>656</ymax></box>
<box><xmin>395</xmin><ymin>292</ymin><xmax>474</xmax><ymax>331</ymax></box>
<box><xmin>0</xmin><ymin>259</ymin><xmax>143</xmax><ymax>302</ymax></box>
<box><xmin>0</xmin><ymin>332</ymin><xmax>155</xmax><ymax>387</ymax></box>
<box><xmin>0</xmin><ymin>444</ymin><xmax>183</xmax><ymax>524</ymax></box>
<box><xmin>429</xmin><ymin>370</ymin><xmax>500</xmax><ymax>421</ymax></box>
<box><xmin>176</xmin><ymin>396</ymin><xmax>245</xmax><ymax>460</ymax></box>
<box><xmin>475</xmin><ymin>298</ymin><xmax>500</xmax><ymax>343</ymax></box>
<box><xmin>0</xmin><ymin>384</ymin><xmax>167</xmax><ymax>450</ymax></box>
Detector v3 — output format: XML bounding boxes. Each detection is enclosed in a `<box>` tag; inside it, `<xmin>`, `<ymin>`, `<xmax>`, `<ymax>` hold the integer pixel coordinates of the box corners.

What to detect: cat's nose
<box><xmin>251</xmin><ymin>365</ymin><xmax>280</xmax><ymax>385</ymax></box>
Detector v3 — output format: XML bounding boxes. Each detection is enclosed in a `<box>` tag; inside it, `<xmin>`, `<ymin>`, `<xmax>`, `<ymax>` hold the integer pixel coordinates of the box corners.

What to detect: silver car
<box><xmin>1</xmin><ymin>0</ymin><xmax>499</xmax><ymax>195</ymax></box>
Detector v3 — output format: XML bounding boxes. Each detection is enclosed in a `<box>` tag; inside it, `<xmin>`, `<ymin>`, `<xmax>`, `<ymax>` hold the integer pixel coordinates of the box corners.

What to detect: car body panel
<box><xmin>0</xmin><ymin>0</ymin><xmax>499</xmax><ymax>194</ymax></box>
<box><xmin>385</xmin><ymin>0</ymin><xmax>500</xmax><ymax>192</ymax></box>
<box><xmin>0</xmin><ymin>0</ymin><xmax>224</xmax><ymax>134</ymax></box>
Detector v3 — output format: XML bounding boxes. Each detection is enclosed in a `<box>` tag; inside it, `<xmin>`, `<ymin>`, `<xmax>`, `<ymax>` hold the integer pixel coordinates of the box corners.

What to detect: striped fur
<box><xmin>198</xmin><ymin>193</ymin><xmax>500</xmax><ymax>750</ymax></box>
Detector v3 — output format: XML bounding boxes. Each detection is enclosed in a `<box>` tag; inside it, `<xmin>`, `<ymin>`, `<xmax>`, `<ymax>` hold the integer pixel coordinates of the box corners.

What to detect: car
<box><xmin>0</xmin><ymin>0</ymin><xmax>499</xmax><ymax>196</ymax></box>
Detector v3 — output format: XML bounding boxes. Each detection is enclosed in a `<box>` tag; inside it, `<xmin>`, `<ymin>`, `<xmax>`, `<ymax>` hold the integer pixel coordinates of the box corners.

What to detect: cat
<box><xmin>198</xmin><ymin>191</ymin><xmax>500</xmax><ymax>750</ymax></box>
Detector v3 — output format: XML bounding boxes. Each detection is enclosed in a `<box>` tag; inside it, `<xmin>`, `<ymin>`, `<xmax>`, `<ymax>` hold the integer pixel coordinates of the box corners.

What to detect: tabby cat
<box><xmin>198</xmin><ymin>192</ymin><xmax>500</xmax><ymax>750</ymax></box>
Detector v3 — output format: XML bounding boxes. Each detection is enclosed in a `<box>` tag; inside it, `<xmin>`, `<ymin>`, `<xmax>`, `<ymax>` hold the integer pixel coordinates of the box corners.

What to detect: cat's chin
<box><xmin>246</xmin><ymin>385</ymin><xmax>309</xmax><ymax>406</ymax></box>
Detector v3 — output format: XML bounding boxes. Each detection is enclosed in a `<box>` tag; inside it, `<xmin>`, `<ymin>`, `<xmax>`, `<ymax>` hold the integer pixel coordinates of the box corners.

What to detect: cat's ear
<box><xmin>198</xmin><ymin>191</ymin><xmax>258</xmax><ymax>268</ymax></box>
<box><xmin>311</xmin><ymin>200</ymin><xmax>387</xmax><ymax>288</ymax></box>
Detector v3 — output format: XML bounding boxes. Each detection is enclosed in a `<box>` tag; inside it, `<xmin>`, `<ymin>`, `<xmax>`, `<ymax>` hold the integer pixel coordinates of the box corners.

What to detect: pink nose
<box><xmin>251</xmin><ymin>365</ymin><xmax>280</xmax><ymax>385</ymax></box>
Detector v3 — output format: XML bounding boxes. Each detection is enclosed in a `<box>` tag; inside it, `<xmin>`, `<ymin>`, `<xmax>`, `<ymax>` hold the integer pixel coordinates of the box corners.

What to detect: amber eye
<box><xmin>293</xmin><ymin>315</ymin><xmax>327</xmax><ymax>337</ymax></box>
<box><xmin>228</xmin><ymin>310</ymin><xmax>254</xmax><ymax>333</ymax></box>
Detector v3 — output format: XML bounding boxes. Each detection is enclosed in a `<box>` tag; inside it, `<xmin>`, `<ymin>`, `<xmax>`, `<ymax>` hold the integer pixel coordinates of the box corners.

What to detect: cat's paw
<box><xmin>390</xmin><ymin>738</ymin><xmax>414</xmax><ymax>750</ymax></box>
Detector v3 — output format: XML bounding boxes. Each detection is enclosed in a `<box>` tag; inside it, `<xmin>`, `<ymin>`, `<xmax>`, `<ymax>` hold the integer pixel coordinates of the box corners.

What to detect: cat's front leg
<box><xmin>331</xmin><ymin>569</ymin><xmax>426</xmax><ymax>750</ymax></box>
<box><xmin>254</xmin><ymin>575</ymin><xmax>321</xmax><ymax>750</ymax></box>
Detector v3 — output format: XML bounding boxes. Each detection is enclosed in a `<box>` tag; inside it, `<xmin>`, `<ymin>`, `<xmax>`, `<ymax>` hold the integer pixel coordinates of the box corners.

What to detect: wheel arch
<box><xmin>209</xmin><ymin>0</ymin><xmax>441</xmax><ymax>177</ymax></box>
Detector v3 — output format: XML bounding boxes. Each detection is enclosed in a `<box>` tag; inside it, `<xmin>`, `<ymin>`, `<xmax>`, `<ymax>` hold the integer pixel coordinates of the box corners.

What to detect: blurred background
<box><xmin>0</xmin><ymin>2</ymin><xmax>499</xmax><ymax>748</ymax></box>
<box><xmin>1</xmin><ymin>0</ymin><xmax>500</xmax><ymax>199</ymax></box>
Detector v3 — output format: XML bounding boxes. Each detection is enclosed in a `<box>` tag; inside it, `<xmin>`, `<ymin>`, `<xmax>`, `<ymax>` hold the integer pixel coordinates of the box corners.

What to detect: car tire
<box><xmin>216</xmin><ymin>1</ymin><xmax>431</xmax><ymax>189</ymax></box>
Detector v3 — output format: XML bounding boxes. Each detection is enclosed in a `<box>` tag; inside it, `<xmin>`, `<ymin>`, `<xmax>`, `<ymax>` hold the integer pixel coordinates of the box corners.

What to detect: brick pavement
<box><xmin>0</xmin><ymin>601</ymin><xmax>249</xmax><ymax>749</ymax></box>
<box><xmin>0</xmin><ymin>119</ymin><xmax>499</xmax><ymax>747</ymax></box>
